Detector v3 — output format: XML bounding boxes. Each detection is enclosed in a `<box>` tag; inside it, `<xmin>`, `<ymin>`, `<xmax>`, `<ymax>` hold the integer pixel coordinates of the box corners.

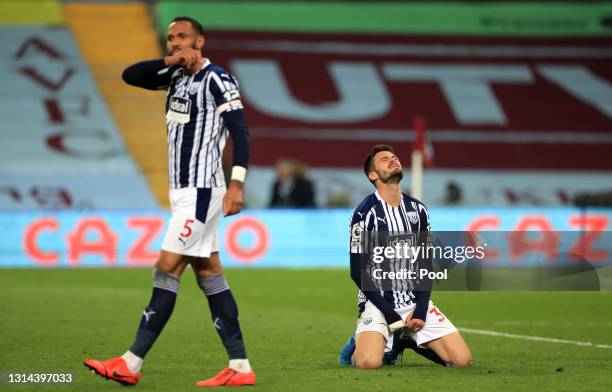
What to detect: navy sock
<box><xmin>198</xmin><ymin>275</ymin><xmax>247</xmax><ymax>359</ymax></box>
<box><xmin>396</xmin><ymin>332</ymin><xmax>448</xmax><ymax>367</ymax></box>
<box><xmin>129</xmin><ymin>269</ymin><xmax>180</xmax><ymax>358</ymax></box>
<box><xmin>413</xmin><ymin>346</ymin><xmax>449</xmax><ymax>367</ymax></box>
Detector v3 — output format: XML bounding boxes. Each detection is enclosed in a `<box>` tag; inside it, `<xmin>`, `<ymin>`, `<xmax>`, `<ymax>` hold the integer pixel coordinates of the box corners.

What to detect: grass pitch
<box><xmin>1</xmin><ymin>268</ymin><xmax>611</xmax><ymax>391</ymax></box>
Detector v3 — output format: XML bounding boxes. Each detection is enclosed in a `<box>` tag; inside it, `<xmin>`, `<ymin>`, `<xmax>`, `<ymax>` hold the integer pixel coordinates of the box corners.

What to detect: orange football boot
<box><xmin>84</xmin><ymin>357</ymin><xmax>141</xmax><ymax>386</ymax></box>
<box><xmin>196</xmin><ymin>368</ymin><xmax>256</xmax><ymax>387</ymax></box>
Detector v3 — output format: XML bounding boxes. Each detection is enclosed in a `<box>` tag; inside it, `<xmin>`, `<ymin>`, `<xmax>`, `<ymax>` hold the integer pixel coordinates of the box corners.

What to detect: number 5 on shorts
<box><xmin>181</xmin><ymin>219</ymin><xmax>195</xmax><ymax>238</ymax></box>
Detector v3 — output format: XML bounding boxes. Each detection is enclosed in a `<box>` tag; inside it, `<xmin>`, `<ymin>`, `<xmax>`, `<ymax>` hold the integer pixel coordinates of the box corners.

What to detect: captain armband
<box><xmin>217</xmin><ymin>89</ymin><xmax>244</xmax><ymax>113</ymax></box>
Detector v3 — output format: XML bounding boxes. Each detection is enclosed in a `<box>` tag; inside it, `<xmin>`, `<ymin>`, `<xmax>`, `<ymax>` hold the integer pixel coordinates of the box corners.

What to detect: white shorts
<box><xmin>355</xmin><ymin>300</ymin><xmax>458</xmax><ymax>351</ymax></box>
<box><xmin>161</xmin><ymin>187</ymin><xmax>225</xmax><ymax>258</ymax></box>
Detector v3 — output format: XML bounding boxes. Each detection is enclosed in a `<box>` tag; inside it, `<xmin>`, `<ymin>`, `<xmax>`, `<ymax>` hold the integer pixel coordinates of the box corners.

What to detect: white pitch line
<box><xmin>460</xmin><ymin>327</ymin><xmax>612</xmax><ymax>349</ymax></box>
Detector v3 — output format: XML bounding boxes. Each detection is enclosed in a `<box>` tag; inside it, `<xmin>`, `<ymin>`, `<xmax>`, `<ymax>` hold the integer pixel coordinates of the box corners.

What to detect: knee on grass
<box><xmin>447</xmin><ymin>354</ymin><xmax>473</xmax><ymax>368</ymax></box>
<box><xmin>353</xmin><ymin>355</ymin><xmax>383</xmax><ymax>369</ymax></box>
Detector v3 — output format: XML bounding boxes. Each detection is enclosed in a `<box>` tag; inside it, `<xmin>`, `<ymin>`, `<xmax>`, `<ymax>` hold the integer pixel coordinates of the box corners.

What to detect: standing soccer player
<box><xmin>84</xmin><ymin>17</ymin><xmax>255</xmax><ymax>386</ymax></box>
<box><xmin>341</xmin><ymin>145</ymin><xmax>472</xmax><ymax>369</ymax></box>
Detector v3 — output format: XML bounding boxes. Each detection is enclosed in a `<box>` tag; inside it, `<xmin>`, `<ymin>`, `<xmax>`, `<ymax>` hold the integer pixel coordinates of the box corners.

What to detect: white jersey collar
<box><xmin>201</xmin><ymin>58</ymin><xmax>211</xmax><ymax>70</ymax></box>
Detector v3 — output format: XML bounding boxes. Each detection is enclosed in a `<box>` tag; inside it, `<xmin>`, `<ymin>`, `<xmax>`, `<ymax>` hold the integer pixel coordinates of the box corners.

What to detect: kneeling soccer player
<box><xmin>340</xmin><ymin>144</ymin><xmax>472</xmax><ymax>369</ymax></box>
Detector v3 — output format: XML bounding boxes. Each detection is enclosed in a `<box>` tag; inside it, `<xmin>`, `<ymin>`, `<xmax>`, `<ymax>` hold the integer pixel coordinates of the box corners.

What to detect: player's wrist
<box><xmin>230</xmin><ymin>166</ymin><xmax>247</xmax><ymax>183</ymax></box>
<box><xmin>163</xmin><ymin>56</ymin><xmax>175</xmax><ymax>66</ymax></box>
<box><xmin>228</xmin><ymin>179</ymin><xmax>244</xmax><ymax>190</ymax></box>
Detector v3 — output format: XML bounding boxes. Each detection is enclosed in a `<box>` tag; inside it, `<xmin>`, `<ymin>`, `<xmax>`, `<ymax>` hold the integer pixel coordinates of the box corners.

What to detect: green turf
<box><xmin>1</xmin><ymin>269</ymin><xmax>611</xmax><ymax>391</ymax></box>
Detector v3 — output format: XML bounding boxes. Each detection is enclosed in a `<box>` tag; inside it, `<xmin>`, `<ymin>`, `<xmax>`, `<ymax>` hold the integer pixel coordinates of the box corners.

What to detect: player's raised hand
<box><xmin>164</xmin><ymin>48</ymin><xmax>202</xmax><ymax>73</ymax></box>
<box><xmin>183</xmin><ymin>48</ymin><xmax>203</xmax><ymax>74</ymax></box>
<box><xmin>223</xmin><ymin>180</ymin><xmax>244</xmax><ymax>217</ymax></box>
<box><xmin>164</xmin><ymin>50</ymin><xmax>186</xmax><ymax>66</ymax></box>
<box><xmin>405</xmin><ymin>311</ymin><xmax>425</xmax><ymax>332</ymax></box>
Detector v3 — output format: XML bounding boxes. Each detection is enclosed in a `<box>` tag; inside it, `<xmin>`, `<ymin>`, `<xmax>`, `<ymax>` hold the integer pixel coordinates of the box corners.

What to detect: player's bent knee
<box><xmin>448</xmin><ymin>354</ymin><xmax>473</xmax><ymax>368</ymax></box>
<box><xmin>354</xmin><ymin>357</ymin><xmax>383</xmax><ymax>369</ymax></box>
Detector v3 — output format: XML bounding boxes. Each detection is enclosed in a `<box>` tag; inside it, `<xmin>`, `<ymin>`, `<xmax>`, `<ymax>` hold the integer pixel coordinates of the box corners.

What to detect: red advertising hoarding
<box><xmin>206</xmin><ymin>32</ymin><xmax>612</xmax><ymax>169</ymax></box>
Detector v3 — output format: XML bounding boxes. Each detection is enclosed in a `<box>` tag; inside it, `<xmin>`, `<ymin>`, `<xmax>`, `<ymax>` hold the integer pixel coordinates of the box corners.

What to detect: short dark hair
<box><xmin>363</xmin><ymin>144</ymin><xmax>395</xmax><ymax>186</ymax></box>
<box><xmin>171</xmin><ymin>16</ymin><xmax>204</xmax><ymax>36</ymax></box>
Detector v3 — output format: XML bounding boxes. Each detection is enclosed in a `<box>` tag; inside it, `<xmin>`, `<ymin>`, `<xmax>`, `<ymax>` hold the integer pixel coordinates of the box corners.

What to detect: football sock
<box><xmin>198</xmin><ymin>275</ymin><xmax>248</xmax><ymax>361</ymax></box>
<box><xmin>395</xmin><ymin>332</ymin><xmax>448</xmax><ymax>367</ymax></box>
<box><xmin>413</xmin><ymin>346</ymin><xmax>449</xmax><ymax>367</ymax></box>
<box><xmin>229</xmin><ymin>359</ymin><xmax>252</xmax><ymax>373</ymax></box>
<box><xmin>121</xmin><ymin>351</ymin><xmax>143</xmax><ymax>373</ymax></box>
<box><xmin>388</xmin><ymin>331</ymin><xmax>449</xmax><ymax>367</ymax></box>
<box><xmin>129</xmin><ymin>269</ymin><xmax>180</xmax><ymax>358</ymax></box>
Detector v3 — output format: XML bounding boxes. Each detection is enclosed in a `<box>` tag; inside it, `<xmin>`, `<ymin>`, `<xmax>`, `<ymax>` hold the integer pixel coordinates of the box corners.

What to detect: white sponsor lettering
<box><xmin>538</xmin><ymin>65</ymin><xmax>612</xmax><ymax>119</ymax></box>
<box><xmin>383</xmin><ymin>64</ymin><xmax>533</xmax><ymax>125</ymax></box>
<box><xmin>231</xmin><ymin>60</ymin><xmax>391</xmax><ymax>123</ymax></box>
<box><xmin>231</xmin><ymin>60</ymin><xmax>612</xmax><ymax>125</ymax></box>
<box><xmin>166</xmin><ymin>97</ymin><xmax>191</xmax><ymax>123</ymax></box>
<box><xmin>170</xmin><ymin>100</ymin><xmax>189</xmax><ymax>113</ymax></box>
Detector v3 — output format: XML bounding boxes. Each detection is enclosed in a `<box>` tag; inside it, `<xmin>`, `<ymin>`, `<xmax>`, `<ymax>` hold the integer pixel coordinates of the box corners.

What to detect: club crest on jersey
<box><xmin>407</xmin><ymin>211</ymin><xmax>419</xmax><ymax>224</ymax></box>
<box><xmin>188</xmin><ymin>82</ymin><xmax>200</xmax><ymax>95</ymax></box>
<box><xmin>167</xmin><ymin>96</ymin><xmax>191</xmax><ymax>124</ymax></box>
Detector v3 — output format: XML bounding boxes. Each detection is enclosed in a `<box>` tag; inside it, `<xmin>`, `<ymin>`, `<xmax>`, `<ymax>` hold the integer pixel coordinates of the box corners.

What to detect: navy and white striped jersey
<box><xmin>163</xmin><ymin>59</ymin><xmax>243</xmax><ymax>189</ymax></box>
<box><xmin>349</xmin><ymin>191</ymin><xmax>431</xmax><ymax>314</ymax></box>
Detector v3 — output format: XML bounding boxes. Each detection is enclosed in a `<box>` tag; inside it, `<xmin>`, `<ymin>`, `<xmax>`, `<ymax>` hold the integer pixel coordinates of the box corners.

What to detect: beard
<box><xmin>168</xmin><ymin>41</ymin><xmax>199</xmax><ymax>55</ymax></box>
<box><xmin>380</xmin><ymin>169</ymin><xmax>403</xmax><ymax>184</ymax></box>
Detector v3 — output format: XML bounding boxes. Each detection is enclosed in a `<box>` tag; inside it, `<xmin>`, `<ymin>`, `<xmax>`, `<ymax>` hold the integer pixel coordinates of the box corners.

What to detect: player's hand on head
<box><xmin>223</xmin><ymin>180</ymin><xmax>244</xmax><ymax>217</ymax></box>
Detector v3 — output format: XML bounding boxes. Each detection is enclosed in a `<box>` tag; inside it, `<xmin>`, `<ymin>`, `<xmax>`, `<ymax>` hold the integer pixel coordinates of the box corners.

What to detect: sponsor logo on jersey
<box><xmin>167</xmin><ymin>96</ymin><xmax>192</xmax><ymax>124</ymax></box>
<box><xmin>169</xmin><ymin>97</ymin><xmax>190</xmax><ymax>113</ymax></box>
